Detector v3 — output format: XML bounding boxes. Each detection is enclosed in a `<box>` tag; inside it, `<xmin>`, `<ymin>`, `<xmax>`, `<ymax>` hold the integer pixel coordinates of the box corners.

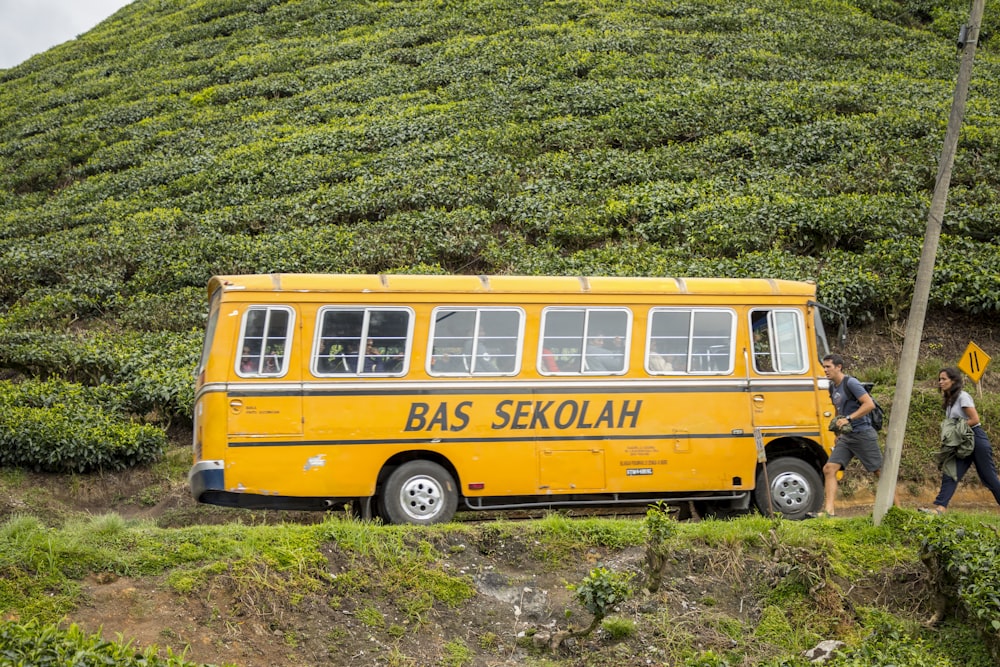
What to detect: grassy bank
<box><xmin>2</xmin><ymin>506</ymin><xmax>999</xmax><ymax>666</ymax></box>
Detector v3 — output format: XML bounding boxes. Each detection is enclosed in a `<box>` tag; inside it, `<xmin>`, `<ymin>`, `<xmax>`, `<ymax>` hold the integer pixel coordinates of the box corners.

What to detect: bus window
<box><xmin>751</xmin><ymin>309</ymin><xmax>806</xmax><ymax>374</ymax></box>
<box><xmin>428</xmin><ymin>307</ymin><xmax>523</xmax><ymax>376</ymax></box>
<box><xmin>648</xmin><ymin>309</ymin><xmax>734</xmax><ymax>374</ymax></box>
<box><xmin>692</xmin><ymin>310</ymin><xmax>733</xmax><ymax>372</ymax></box>
<box><xmin>773</xmin><ymin>310</ymin><xmax>806</xmax><ymax>372</ymax></box>
<box><xmin>751</xmin><ymin>311</ymin><xmax>774</xmax><ymax>372</ymax></box>
<box><xmin>237</xmin><ymin>306</ymin><xmax>294</xmax><ymax>377</ymax></box>
<box><xmin>315</xmin><ymin>307</ymin><xmax>412</xmax><ymax>376</ymax></box>
<box><xmin>369</xmin><ymin>310</ymin><xmax>412</xmax><ymax>373</ymax></box>
<box><xmin>814</xmin><ymin>307</ymin><xmax>832</xmax><ymax>360</ymax></box>
<box><xmin>541</xmin><ymin>307</ymin><xmax>630</xmax><ymax>374</ymax></box>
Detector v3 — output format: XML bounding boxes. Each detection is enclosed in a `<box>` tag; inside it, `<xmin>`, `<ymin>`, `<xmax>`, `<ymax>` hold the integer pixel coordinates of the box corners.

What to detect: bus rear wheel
<box><xmin>754</xmin><ymin>457</ymin><xmax>822</xmax><ymax>520</ymax></box>
<box><xmin>381</xmin><ymin>461</ymin><xmax>458</xmax><ymax>525</ymax></box>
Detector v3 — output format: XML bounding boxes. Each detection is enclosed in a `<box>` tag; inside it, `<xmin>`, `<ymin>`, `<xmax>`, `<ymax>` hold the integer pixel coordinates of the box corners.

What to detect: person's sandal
<box><xmin>806</xmin><ymin>511</ymin><xmax>836</xmax><ymax>519</ymax></box>
<box><xmin>918</xmin><ymin>506</ymin><xmax>946</xmax><ymax>515</ymax></box>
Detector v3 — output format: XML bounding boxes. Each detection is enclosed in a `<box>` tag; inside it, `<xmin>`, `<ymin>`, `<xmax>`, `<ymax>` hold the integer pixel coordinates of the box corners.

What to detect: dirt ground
<box><xmin>3</xmin><ymin>314</ymin><xmax>1000</xmax><ymax>665</ymax></box>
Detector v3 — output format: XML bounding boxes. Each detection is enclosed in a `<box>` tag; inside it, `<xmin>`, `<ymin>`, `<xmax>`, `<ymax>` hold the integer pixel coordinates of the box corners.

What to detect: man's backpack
<box><xmin>830</xmin><ymin>378</ymin><xmax>885</xmax><ymax>431</ymax></box>
<box><xmin>850</xmin><ymin>379</ymin><xmax>885</xmax><ymax>431</ymax></box>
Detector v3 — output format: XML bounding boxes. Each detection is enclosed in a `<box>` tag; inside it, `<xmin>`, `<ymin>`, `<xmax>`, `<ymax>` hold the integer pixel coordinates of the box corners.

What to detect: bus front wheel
<box><xmin>754</xmin><ymin>457</ymin><xmax>822</xmax><ymax>520</ymax></box>
<box><xmin>381</xmin><ymin>461</ymin><xmax>458</xmax><ymax>525</ymax></box>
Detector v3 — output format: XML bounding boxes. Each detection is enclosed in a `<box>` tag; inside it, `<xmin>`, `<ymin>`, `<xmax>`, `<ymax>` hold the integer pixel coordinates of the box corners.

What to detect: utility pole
<box><xmin>873</xmin><ymin>0</ymin><xmax>986</xmax><ymax>524</ymax></box>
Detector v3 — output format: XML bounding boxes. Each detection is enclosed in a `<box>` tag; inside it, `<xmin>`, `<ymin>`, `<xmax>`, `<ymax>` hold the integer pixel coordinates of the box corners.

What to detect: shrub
<box><xmin>570</xmin><ymin>566</ymin><xmax>634</xmax><ymax>637</ymax></box>
<box><xmin>0</xmin><ymin>620</ymin><xmax>206</xmax><ymax>667</ymax></box>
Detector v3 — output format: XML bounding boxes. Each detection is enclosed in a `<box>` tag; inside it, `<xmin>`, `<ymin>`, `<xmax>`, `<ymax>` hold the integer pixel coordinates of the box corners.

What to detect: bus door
<box><xmin>747</xmin><ymin>308</ymin><xmax>817</xmax><ymax>436</ymax></box>
<box><xmin>227</xmin><ymin>305</ymin><xmax>303</xmax><ymax>438</ymax></box>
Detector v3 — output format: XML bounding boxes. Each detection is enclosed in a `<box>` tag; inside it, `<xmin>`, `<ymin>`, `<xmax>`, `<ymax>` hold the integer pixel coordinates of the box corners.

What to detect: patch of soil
<box><xmin>66</xmin><ymin>523</ymin><xmax>937</xmax><ymax>667</ymax></box>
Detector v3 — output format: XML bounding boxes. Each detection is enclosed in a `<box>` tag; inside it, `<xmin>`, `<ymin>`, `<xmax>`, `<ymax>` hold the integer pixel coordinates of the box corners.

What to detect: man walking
<box><xmin>812</xmin><ymin>354</ymin><xmax>888</xmax><ymax>518</ymax></box>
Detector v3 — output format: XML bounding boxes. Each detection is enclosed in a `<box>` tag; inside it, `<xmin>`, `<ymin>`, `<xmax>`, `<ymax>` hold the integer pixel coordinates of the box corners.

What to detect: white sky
<box><xmin>0</xmin><ymin>0</ymin><xmax>134</xmax><ymax>69</ymax></box>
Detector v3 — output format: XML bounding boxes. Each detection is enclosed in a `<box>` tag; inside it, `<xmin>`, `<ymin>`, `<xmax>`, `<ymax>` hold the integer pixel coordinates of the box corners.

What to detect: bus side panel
<box><xmin>288</xmin><ymin>386</ymin><xmax>758</xmax><ymax>499</ymax></box>
<box><xmin>597</xmin><ymin>388</ymin><xmax>757</xmax><ymax>493</ymax></box>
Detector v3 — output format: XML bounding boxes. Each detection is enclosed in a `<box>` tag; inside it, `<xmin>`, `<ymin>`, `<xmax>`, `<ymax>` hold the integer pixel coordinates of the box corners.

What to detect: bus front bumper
<box><xmin>188</xmin><ymin>459</ymin><xmax>351</xmax><ymax>511</ymax></box>
<box><xmin>188</xmin><ymin>459</ymin><xmax>226</xmax><ymax>500</ymax></box>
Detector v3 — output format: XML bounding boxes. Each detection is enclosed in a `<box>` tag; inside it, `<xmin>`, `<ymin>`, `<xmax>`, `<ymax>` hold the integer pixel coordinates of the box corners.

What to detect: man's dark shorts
<box><xmin>828</xmin><ymin>428</ymin><xmax>882</xmax><ymax>472</ymax></box>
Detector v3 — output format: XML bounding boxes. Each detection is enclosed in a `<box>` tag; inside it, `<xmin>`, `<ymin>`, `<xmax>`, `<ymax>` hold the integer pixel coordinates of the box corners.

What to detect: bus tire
<box><xmin>382</xmin><ymin>461</ymin><xmax>458</xmax><ymax>525</ymax></box>
<box><xmin>754</xmin><ymin>457</ymin><xmax>822</xmax><ymax>520</ymax></box>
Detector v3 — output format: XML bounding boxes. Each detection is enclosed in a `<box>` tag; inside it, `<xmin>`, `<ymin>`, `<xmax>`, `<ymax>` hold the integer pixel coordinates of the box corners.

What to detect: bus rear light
<box><xmin>467</xmin><ymin>482</ymin><xmax>485</xmax><ymax>490</ymax></box>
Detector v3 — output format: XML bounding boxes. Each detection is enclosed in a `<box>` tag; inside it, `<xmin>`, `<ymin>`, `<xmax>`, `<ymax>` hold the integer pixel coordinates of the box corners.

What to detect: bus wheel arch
<box><xmin>377</xmin><ymin>455</ymin><xmax>460</xmax><ymax>525</ymax></box>
<box><xmin>754</xmin><ymin>440</ymin><xmax>825</xmax><ymax>520</ymax></box>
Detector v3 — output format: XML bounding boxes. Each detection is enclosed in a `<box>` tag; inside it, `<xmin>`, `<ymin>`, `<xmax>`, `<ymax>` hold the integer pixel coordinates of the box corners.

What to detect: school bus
<box><xmin>189</xmin><ymin>273</ymin><xmax>840</xmax><ymax>524</ymax></box>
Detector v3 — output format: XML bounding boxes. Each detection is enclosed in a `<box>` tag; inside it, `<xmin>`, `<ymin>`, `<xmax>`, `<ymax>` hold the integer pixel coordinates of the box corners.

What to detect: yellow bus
<box><xmin>189</xmin><ymin>273</ymin><xmax>841</xmax><ymax>524</ymax></box>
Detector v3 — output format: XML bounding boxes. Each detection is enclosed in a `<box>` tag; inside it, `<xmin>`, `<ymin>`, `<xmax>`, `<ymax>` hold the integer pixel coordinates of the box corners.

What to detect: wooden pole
<box><xmin>873</xmin><ymin>0</ymin><xmax>986</xmax><ymax>524</ymax></box>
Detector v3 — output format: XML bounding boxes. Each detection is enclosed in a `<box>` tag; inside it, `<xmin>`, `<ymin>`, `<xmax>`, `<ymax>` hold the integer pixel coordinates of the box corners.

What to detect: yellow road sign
<box><xmin>958</xmin><ymin>341</ymin><xmax>991</xmax><ymax>383</ymax></box>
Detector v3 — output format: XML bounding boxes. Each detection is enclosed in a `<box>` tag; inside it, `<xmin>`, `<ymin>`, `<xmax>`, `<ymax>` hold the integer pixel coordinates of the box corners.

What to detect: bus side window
<box><xmin>429</xmin><ymin>307</ymin><xmax>523</xmax><ymax>376</ymax></box>
<box><xmin>237</xmin><ymin>306</ymin><xmax>293</xmax><ymax>377</ymax></box>
<box><xmin>586</xmin><ymin>310</ymin><xmax>629</xmax><ymax>373</ymax></box>
<box><xmin>365</xmin><ymin>309</ymin><xmax>412</xmax><ymax>374</ymax></box>
<box><xmin>315</xmin><ymin>307</ymin><xmax>413</xmax><ymax>376</ymax></box>
<box><xmin>317</xmin><ymin>309</ymin><xmax>363</xmax><ymax>374</ymax></box>
<box><xmin>691</xmin><ymin>310</ymin><xmax>733</xmax><ymax>372</ymax></box>
<box><xmin>648</xmin><ymin>310</ymin><xmax>690</xmax><ymax>373</ymax></box>
<box><xmin>540</xmin><ymin>308</ymin><xmax>629</xmax><ymax>374</ymax></box>
<box><xmin>751</xmin><ymin>309</ymin><xmax>806</xmax><ymax>374</ymax></box>
<box><xmin>477</xmin><ymin>309</ymin><xmax>521</xmax><ymax>373</ymax></box>
<box><xmin>648</xmin><ymin>309</ymin><xmax>733</xmax><ymax>374</ymax></box>
<box><xmin>541</xmin><ymin>309</ymin><xmax>584</xmax><ymax>373</ymax></box>
<box><xmin>751</xmin><ymin>310</ymin><xmax>775</xmax><ymax>372</ymax></box>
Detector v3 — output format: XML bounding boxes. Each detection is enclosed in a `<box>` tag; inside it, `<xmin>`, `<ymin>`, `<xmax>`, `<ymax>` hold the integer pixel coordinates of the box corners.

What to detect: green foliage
<box><xmin>572</xmin><ymin>566</ymin><xmax>634</xmax><ymax>627</ymax></box>
<box><xmin>915</xmin><ymin>519</ymin><xmax>1000</xmax><ymax>660</ymax></box>
<box><xmin>0</xmin><ymin>620</ymin><xmax>212</xmax><ymax>667</ymax></box>
<box><xmin>644</xmin><ymin>501</ymin><xmax>676</xmax><ymax>592</ymax></box>
<box><xmin>0</xmin><ymin>329</ymin><xmax>200</xmax><ymax>421</ymax></box>
<box><xmin>600</xmin><ymin>616</ymin><xmax>636</xmax><ymax>640</ymax></box>
<box><xmin>315</xmin><ymin>520</ymin><xmax>475</xmax><ymax>617</ymax></box>
<box><xmin>0</xmin><ymin>400</ymin><xmax>163</xmax><ymax>473</ymax></box>
<box><xmin>683</xmin><ymin>650</ymin><xmax>731</xmax><ymax>667</ymax></box>
<box><xmin>440</xmin><ymin>638</ymin><xmax>475</xmax><ymax>667</ymax></box>
<box><xmin>0</xmin><ymin>379</ymin><xmax>167</xmax><ymax>472</ymax></box>
<box><xmin>828</xmin><ymin>614</ymin><xmax>993</xmax><ymax>666</ymax></box>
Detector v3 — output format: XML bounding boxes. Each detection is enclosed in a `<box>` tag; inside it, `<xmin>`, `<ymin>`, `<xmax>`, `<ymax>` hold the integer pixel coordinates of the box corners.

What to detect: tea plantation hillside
<box><xmin>1</xmin><ymin>0</ymin><xmax>1000</xmax><ymax>472</ymax></box>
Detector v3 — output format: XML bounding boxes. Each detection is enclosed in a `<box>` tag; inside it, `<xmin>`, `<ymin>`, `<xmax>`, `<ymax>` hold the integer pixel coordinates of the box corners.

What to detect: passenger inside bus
<box><xmin>431</xmin><ymin>348</ymin><xmax>465</xmax><ymax>373</ymax></box>
<box><xmin>648</xmin><ymin>339</ymin><xmax>674</xmax><ymax>372</ymax></box>
<box><xmin>541</xmin><ymin>347</ymin><xmax>560</xmax><ymax>372</ymax></box>
<box><xmin>465</xmin><ymin>325</ymin><xmax>499</xmax><ymax>372</ymax></box>
<box><xmin>333</xmin><ymin>341</ymin><xmax>360</xmax><ymax>373</ymax></box>
<box><xmin>752</xmin><ymin>313</ymin><xmax>774</xmax><ymax>372</ymax></box>
<box><xmin>240</xmin><ymin>346</ymin><xmax>257</xmax><ymax>373</ymax></box>
<box><xmin>363</xmin><ymin>340</ymin><xmax>387</xmax><ymax>372</ymax></box>
<box><xmin>585</xmin><ymin>334</ymin><xmax>614</xmax><ymax>372</ymax></box>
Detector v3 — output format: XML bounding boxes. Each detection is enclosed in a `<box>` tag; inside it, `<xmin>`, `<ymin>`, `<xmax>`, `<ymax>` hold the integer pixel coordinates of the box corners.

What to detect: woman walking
<box><xmin>921</xmin><ymin>367</ymin><xmax>1000</xmax><ymax>514</ymax></box>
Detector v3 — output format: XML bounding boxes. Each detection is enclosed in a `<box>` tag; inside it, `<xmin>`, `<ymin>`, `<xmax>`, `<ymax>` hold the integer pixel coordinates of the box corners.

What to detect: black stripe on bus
<box><xmin>228</xmin><ymin>430</ymin><xmax>820</xmax><ymax>448</ymax></box>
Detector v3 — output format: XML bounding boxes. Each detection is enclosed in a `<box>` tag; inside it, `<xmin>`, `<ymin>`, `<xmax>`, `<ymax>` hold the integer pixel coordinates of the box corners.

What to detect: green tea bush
<box><xmin>0</xmin><ymin>377</ymin><xmax>129</xmax><ymax>414</ymax></box>
<box><xmin>0</xmin><ymin>402</ymin><xmax>166</xmax><ymax>472</ymax></box>
<box><xmin>916</xmin><ymin>520</ymin><xmax>1000</xmax><ymax>663</ymax></box>
<box><xmin>0</xmin><ymin>620</ymin><xmax>207</xmax><ymax>667</ymax></box>
<box><xmin>0</xmin><ymin>329</ymin><xmax>200</xmax><ymax>422</ymax></box>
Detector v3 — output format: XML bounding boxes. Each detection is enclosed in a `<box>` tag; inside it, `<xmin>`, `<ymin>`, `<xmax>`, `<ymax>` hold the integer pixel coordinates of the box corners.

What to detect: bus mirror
<box><xmin>837</xmin><ymin>321</ymin><xmax>847</xmax><ymax>346</ymax></box>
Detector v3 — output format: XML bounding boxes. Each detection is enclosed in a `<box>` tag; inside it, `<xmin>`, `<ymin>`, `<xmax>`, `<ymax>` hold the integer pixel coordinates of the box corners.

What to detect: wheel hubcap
<box><xmin>397</xmin><ymin>474</ymin><xmax>443</xmax><ymax>521</ymax></box>
<box><xmin>769</xmin><ymin>470</ymin><xmax>812</xmax><ymax>511</ymax></box>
